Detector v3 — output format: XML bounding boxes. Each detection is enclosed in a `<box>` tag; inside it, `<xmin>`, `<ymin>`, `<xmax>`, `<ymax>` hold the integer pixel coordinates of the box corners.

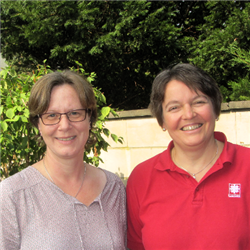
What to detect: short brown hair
<box><xmin>28</xmin><ymin>70</ymin><xmax>97</xmax><ymax>129</ymax></box>
<box><xmin>150</xmin><ymin>63</ymin><xmax>222</xmax><ymax>127</ymax></box>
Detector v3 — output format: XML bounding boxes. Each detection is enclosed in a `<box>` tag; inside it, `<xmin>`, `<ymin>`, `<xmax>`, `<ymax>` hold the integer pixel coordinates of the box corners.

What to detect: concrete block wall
<box><xmin>98</xmin><ymin>101</ymin><xmax>250</xmax><ymax>180</ymax></box>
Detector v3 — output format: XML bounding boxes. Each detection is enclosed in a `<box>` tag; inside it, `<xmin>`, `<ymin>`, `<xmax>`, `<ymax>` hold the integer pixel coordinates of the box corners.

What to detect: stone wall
<box><xmin>98</xmin><ymin>101</ymin><xmax>250</xmax><ymax>181</ymax></box>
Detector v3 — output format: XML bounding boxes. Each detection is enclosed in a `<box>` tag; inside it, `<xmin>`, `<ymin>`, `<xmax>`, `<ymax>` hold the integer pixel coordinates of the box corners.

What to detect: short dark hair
<box><xmin>150</xmin><ymin>63</ymin><xmax>222</xmax><ymax>127</ymax></box>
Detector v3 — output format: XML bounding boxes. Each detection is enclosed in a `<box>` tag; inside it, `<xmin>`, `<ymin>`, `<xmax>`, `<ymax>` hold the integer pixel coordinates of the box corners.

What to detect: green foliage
<box><xmin>227</xmin><ymin>42</ymin><xmax>250</xmax><ymax>101</ymax></box>
<box><xmin>228</xmin><ymin>78</ymin><xmax>250</xmax><ymax>101</ymax></box>
<box><xmin>1</xmin><ymin>1</ymin><xmax>205</xmax><ymax>109</ymax></box>
<box><xmin>0</xmin><ymin>62</ymin><xmax>123</xmax><ymax>180</ymax></box>
<box><xmin>1</xmin><ymin>1</ymin><xmax>250</xmax><ymax>108</ymax></box>
<box><xmin>189</xmin><ymin>1</ymin><xmax>250</xmax><ymax>102</ymax></box>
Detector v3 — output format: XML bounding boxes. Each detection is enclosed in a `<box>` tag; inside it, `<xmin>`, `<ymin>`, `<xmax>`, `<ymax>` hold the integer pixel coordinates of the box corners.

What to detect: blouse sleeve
<box><xmin>0</xmin><ymin>180</ymin><xmax>21</xmax><ymax>250</ymax></box>
<box><xmin>120</xmin><ymin>181</ymin><xmax>127</xmax><ymax>248</ymax></box>
<box><xmin>126</xmin><ymin>178</ymin><xmax>145</xmax><ymax>250</ymax></box>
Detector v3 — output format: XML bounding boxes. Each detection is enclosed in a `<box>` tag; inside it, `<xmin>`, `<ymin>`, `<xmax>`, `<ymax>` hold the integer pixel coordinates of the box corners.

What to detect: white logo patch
<box><xmin>228</xmin><ymin>183</ymin><xmax>241</xmax><ymax>198</ymax></box>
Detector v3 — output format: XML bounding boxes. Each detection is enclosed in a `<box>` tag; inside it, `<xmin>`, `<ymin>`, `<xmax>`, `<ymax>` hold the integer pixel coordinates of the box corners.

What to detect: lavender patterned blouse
<box><xmin>0</xmin><ymin>166</ymin><xmax>126</xmax><ymax>250</ymax></box>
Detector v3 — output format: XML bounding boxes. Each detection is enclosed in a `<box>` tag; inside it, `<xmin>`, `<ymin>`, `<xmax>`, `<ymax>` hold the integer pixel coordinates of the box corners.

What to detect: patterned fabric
<box><xmin>0</xmin><ymin>166</ymin><xmax>126</xmax><ymax>250</ymax></box>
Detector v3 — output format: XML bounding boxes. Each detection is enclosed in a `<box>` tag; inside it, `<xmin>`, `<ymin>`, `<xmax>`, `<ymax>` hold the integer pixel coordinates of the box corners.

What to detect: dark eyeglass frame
<box><xmin>38</xmin><ymin>108</ymin><xmax>91</xmax><ymax>126</ymax></box>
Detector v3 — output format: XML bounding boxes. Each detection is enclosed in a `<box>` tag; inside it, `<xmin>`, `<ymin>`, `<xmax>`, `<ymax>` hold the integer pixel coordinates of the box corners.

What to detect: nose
<box><xmin>58</xmin><ymin>114</ymin><xmax>71</xmax><ymax>129</ymax></box>
<box><xmin>183</xmin><ymin>104</ymin><xmax>195</xmax><ymax>119</ymax></box>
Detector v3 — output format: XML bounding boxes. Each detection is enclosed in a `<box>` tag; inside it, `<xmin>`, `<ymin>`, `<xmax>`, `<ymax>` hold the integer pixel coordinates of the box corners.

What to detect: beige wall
<box><xmin>99</xmin><ymin>101</ymin><xmax>250</xmax><ymax>180</ymax></box>
<box><xmin>0</xmin><ymin>54</ymin><xmax>7</xmax><ymax>70</ymax></box>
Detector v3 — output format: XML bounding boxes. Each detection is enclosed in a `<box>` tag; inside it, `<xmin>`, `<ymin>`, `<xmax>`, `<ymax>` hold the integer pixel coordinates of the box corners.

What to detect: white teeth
<box><xmin>182</xmin><ymin>124</ymin><xmax>202</xmax><ymax>131</ymax></box>
<box><xmin>57</xmin><ymin>136</ymin><xmax>75</xmax><ymax>141</ymax></box>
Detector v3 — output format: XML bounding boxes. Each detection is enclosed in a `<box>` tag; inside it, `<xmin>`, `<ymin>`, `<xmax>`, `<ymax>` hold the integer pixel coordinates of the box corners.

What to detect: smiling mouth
<box><xmin>56</xmin><ymin>136</ymin><xmax>76</xmax><ymax>141</ymax></box>
<box><xmin>181</xmin><ymin>124</ymin><xmax>202</xmax><ymax>131</ymax></box>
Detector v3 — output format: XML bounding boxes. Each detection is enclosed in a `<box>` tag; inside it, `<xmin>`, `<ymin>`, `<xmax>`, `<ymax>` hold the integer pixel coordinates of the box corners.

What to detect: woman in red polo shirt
<box><xmin>127</xmin><ymin>63</ymin><xmax>250</xmax><ymax>250</ymax></box>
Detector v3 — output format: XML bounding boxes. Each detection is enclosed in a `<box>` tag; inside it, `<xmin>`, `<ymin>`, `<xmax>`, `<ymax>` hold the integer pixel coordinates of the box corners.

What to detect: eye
<box><xmin>44</xmin><ymin>113</ymin><xmax>58</xmax><ymax>120</ymax></box>
<box><xmin>168</xmin><ymin>106</ymin><xmax>179</xmax><ymax>112</ymax></box>
<box><xmin>193</xmin><ymin>100</ymin><xmax>207</xmax><ymax>106</ymax></box>
<box><xmin>47</xmin><ymin>113</ymin><xmax>57</xmax><ymax>118</ymax></box>
<box><xmin>69</xmin><ymin>110</ymin><xmax>81</xmax><ymax>116</ymax></box>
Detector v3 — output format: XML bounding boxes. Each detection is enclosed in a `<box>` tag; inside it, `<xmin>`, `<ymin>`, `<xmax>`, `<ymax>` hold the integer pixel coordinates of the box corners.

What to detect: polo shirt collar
<box><xmin>214</xmin><ymin>131</ymin><xmax>233</xmax><ymax>167</ymax></box>
<box><xmin>154</xmin><ymin>140</ymin><xmax>175</xmax><ymax>171</ymax></box>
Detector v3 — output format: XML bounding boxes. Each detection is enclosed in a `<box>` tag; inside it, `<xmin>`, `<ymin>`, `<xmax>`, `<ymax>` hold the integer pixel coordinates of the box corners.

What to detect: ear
<box><xmin>38</xmin><ymin>124</ymin><xmax>42</xmax><ymax>136</ymax></box>
<box><xmin>162</xmin><ymin>119</ymin><xmax>168</xmax><ymax>131</ymax></box>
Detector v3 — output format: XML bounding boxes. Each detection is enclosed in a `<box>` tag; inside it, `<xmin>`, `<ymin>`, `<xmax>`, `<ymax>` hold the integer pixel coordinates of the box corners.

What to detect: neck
<box><xmin>43</xmin><ymin>151</ymin><xmax>85</xmax><ymax>182</ymax></box>
<box><xmin>42</xmin><ymin>155</ymin><xmax>87</xmax><ymax>198</ymax></box>
<box><xmin>172</xmin><ymin>138</ymin><xmax>218</xmax><ymax>174</ymax></box>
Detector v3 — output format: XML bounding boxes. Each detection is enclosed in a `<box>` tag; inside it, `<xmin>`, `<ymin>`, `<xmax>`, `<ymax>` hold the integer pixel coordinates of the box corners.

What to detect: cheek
<box><xmin>39</xmin><ymin>125</ymin><xmax>56</xmax><ymax>140</ymax></box>
<box><xmin>162</xmin><ymin>113</ymin><xmax>179</xmax><ymax>130</ymax></box>
<box><xmin>77</xmin><ymin>122</ymin><xmax>90</xmax><ymax>134</ymax></box>
<box><xmin>201</xmin><ymin>106</ymin><xmax>216</xmax><ymax>122</ymax></box>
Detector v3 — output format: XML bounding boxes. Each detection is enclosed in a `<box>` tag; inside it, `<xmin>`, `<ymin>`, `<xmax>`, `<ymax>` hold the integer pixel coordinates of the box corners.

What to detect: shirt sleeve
<box><xmin>0</xmin><ymin>180</ymin><xmax>21</xmax><ymax>250</ymax></box>
<box><xmin>120</xmin><ymin>182</ymin><xmax>127</xmax><ymax>248</ymax></box>
<box><xmin>126</xmin><ymin>177</ymin><xmax>145</xmax><ymax>250</ymax></box>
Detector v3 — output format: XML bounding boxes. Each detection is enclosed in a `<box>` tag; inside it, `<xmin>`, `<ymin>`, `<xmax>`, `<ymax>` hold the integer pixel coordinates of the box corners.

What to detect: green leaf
<box><xmin>118</xmin><ymin>138</ymin><xmax>124</xmax><ymax>144</ymax></box>
<box><xmin>6</xmin><ymin>108</ymin><xmax>15</xmax><ymax>119</ymax></box>
<box><xmin>17</xmin><ymin>106</ymin><xmax>23</xmax><ymax>112</ymax></box>
<box><xmin>101</xmin><ymin>106</ymin><xmax>110</xmax><ymax>118</ymax></box>
<box><xmin>95</xmin><ymin>120</ymin><xmax>103</xmax><ymax>129</ymax></box>
<box><xmin>100</xmin><ymin>93</ymin><xmax>106</xmax><ymax>104</ymax></box>
<box><xmin>5</xmin><ymin>115</ymin><xmax>20</xmax><ymax>122</ymax></box>
<box><xmin>103</xmin><ymin>128</ymin><xmax>110</xmax><ymax>137</ymax></box>
<box><xmin>111</xmin><ymin>133</ymin><xmax>119</xmax><ymax>143</ymax></box>
<box><xmin>1</xmin><ymin>121</ymin><xmax>8</xmax><ymax>132</ymax></box>
<box><xmin>24</xmin><ymin>109</ymin><xmax>30</xmax><ymax>117</ymax></box>
<box><xmin>21</xmin><ymin>116</ymin><xmax>28</xmax><ymax>122</ymax></box>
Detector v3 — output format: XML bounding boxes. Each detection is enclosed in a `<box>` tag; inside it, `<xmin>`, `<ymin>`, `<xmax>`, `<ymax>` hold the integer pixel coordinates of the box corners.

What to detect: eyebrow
<box><xmin>163</xmin><ymin>95</ymin><xmax>208</xmax><ymax>109</ymax></box>
<box><xmin>45</xmin><ymin>108</ymin><xmax>83</xmax><ymax>112</ymax></box>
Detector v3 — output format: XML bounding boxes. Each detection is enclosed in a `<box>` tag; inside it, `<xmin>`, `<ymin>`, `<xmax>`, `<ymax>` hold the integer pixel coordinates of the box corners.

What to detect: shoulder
<box><xmin>86</xmin><ymin>163</ymin><xmax>124</xmax><ymax>187</ymax></box>
<box><xmin>0</xmin><ymin>167</ymin><xmax>43</xmax><ymax>195</ymax></box>
<box><xmin>129</xmin><ymin>150</ymin><xmax>167</xmax><ymax>181</ymax></box>
<box><xmin>227</xmin><ymin>142</ymin><xmax>250</xmax><ymax>162</ymax></box>
<box><xmin>225</xmin><ymin>139</ymin><xmax>250</xmax><ymax>156</ymax></box>
<box><xmin>229</xmin><ymin>142</ymin><xmax>250</xmax><ymax>152</ymax></box>
<box><xmin>99</xmin><ymin>169</ymin><xmax>126</xmax><ymax>207</ymax></box>
<box><xmin>216</xmin><ymin>132</ymin><xmax>250</xmax><ymax>162</ymax></box>
<box><xmin>215</xmin><ymin>131</ymin><xmax>250</xmax><ymax>154</ymax></box>
<box><xmin>102</xmin><ymin>168</ymin><xmax>125</xmax><ymax>188</ymax></box>
<box><xmin>126</xmin><ymin>150</ymin><xmax>168</xmax><ymax>195</ymax></box>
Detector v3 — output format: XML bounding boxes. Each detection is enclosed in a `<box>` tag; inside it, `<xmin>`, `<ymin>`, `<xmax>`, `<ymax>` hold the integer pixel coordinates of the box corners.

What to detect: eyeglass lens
<box><xmin>40</xmin><ymin>109</ymin><xmax>87</xmax><ymax>125</ymax></box>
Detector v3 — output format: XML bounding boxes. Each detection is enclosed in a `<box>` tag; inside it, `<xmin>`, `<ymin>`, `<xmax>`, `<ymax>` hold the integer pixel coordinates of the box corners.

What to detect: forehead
<box><xmin>48</xmin><ymin>84</ymin><xmax>82</xmax><ymax>109</ymax></box>
<box><xmin>50</xmin><ymin>84</ymin><xmax>78</xmax><ymax>97</ymax></box>
<box><xmin>164</xmin><ymin>80</ymin><xmax>204</xmax><ymax>98</ymax></box>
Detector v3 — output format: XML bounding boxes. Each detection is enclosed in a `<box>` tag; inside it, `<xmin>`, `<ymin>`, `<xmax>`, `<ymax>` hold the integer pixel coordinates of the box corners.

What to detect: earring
<box><xmin>163</xmin><ymin>128</ymin><xmax>166</xmax><ymax>131</ymax></box>
<box><xmin>216</xmin><ymin>117</ymin><xmax>219</xmax><ymax>121</ymax></box>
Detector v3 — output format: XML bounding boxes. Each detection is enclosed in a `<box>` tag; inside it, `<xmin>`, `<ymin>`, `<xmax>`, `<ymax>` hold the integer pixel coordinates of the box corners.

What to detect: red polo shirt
<box><xmin>127</xmin><ymin>132</ymin><xmax>250</xmax><ymax>250</ymax></box>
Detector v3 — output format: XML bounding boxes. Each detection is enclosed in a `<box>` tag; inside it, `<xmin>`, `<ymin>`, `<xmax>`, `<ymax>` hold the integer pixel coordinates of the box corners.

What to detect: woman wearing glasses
<box><xmin>0</xmin><ymin>71</ymin><xmax>126</xmax><ymax>249</ymax></box>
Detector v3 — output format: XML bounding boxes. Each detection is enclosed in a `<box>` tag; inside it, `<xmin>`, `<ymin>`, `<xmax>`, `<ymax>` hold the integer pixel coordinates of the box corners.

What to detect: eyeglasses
<box><xmin>38</xmin><ymin>109</ymin><xmax>90</xmax><ymax>125</ymax></box>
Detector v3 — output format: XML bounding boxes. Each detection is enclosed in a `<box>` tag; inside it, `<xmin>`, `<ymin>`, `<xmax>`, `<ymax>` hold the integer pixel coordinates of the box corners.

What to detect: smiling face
<box><xmin>38</xmin><ymin>84</ymin><xmax>90</xmax><ymax>160</ymax></box>
<box><xmin>162</xmin><ymin>79</ymin><xmax>216</xmax><ymax>150</ymax></box>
